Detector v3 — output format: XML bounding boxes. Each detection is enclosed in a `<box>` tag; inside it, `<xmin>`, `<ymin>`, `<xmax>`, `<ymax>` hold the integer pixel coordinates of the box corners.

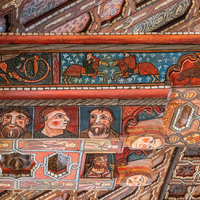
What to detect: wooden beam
<box><xmin>0</xmin><ymin>89</ymin><xmax>170</xmax><ymax>100</ymax></box>
<box><xmin>0</xmin><ymin>34</ymin><xmax>200</xmax><ymax>44</ymax></box>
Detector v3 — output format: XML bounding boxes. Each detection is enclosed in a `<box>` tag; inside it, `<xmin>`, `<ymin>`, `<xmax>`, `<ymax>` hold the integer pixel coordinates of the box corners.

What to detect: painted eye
<box><xmin>5</xmin><ymin>116</ymin><xmax>11</xmax><ymax>119</ymax></box>
<box><xmin>56</xmin><ymin>114</ymin><xmax>63</xmax><ymax>118</ymax></box>
<box><xmin>17</xmin><ymin>116</ymin><xmax>24</xmax><ymax>120</ymax></box>
<box><xmin>136</xmin><ymin>183</ymin><xmax>141</xmax><ymax>186</ymax></box>
<box><xmin>91</xmin><ymin>115</ymin><xmax>96</xmax><ymax>119</ymax></box>
<box><xmin>147</xmin><ymin>145</ymin><xmax>153</xmax><ymax>149</ymax></box>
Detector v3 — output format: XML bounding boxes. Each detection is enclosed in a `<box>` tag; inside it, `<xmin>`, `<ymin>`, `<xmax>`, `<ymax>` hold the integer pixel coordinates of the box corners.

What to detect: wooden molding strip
<box><xmin>0</xmin><ymin>98</ymin><xmax>167</xmax><ymax>106</ymax></box>
<box><xmin>0</xmin><ymin>89</ymin><xmax>170</xmax><ymax>100</ymax></box>
<box><xmin>0</xmin><ymin>34</ymin><xmax>200</xmax><ymax>44</ymax></box>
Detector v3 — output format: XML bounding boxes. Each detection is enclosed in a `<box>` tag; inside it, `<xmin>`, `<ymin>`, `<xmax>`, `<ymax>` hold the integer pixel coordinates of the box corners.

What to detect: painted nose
<box><xmin>95</xmin><ymin>115</ymin><xmax>101</xmax><ymax>123</ymax></box>
<box><xmin>10</xmin><ymin>117</ymin><xmax>15</xmax><ymax>125</ymax></box>
<box><xmin>65</xmin><ymin>115</ymin><xmax>70</xmax><ymax>121</ymax></box>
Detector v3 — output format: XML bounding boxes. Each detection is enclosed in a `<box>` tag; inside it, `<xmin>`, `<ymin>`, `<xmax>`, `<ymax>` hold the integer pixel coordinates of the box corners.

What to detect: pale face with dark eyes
<box><xmin>45</xmin><ymin>110</ymin><xmax>70</xmax><ymax>130</ymax></box>
<box><xmin>125</xmin><ymin>175</ymin><xmax>149</xmax><ymax>186</ymax></box>
<box><xmin>131</xmin><ymin>136</ymin><xmax>163</xmax><ymax>150</ymax></box>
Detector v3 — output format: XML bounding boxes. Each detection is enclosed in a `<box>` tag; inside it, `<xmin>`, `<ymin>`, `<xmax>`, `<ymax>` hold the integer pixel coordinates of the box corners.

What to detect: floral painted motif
<box><xmin>101</xmin><ymin>0</ymin><xmax>124</xmax><ymax>22</ymax></box>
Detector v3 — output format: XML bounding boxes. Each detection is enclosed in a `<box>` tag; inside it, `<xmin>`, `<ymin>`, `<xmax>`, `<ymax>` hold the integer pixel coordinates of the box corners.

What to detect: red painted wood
<box><xmin>0</xmin><ymin>35</ymin><xmax>200</xmax><ymax>44</ymax></box>
<box><xmin>0</xmin><ymin>89</ymin><xmax>170</xmax><ymax>100</ymax></box>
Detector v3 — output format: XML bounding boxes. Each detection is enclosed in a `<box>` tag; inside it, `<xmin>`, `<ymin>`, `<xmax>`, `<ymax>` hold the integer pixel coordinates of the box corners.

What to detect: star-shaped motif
<box><xmin>177</xmin><ymin>165</ymin><xmax>195</xmax><ymax>176</ymax></box>
<box><xmin>63</xmin><ymin>54</ymin><xmax>68</xmax><ymax>58</ymax></box>
<box><xmin>79</xmin><ymin>53</ymin><xmax>84</xmax><ymax>58</ymax></box>
<box><xmin>74</xmin><ymin>78</ymin><xmax>78</xmax><ymax>83</ymax></box>
<box><xmin>146</xmin><ymin>76</ymin><xmax>151</xmax><ymax>82</ymax></box>
<box><xmin>75</xmin><ymin>58</ymin><xmax>79</xmax><ymax>63</ymax></box>
<box><xmin>178</xmin><ymin>52</ymin><xmax>182</xmax><ymax>56</ymax></box>
<box><xmin>139</xmin><ymin>57</ymin><xmax>142</xmax><ymax>62</ymax></box>
<box><xmin>72</xmin><ymin>53</ymin><xmax>76</xmax><ymax>58</ymax></box>
<box><xmin>103</xmin><ymin>53</ymin><xmax>108</xmax><ymax>58</ymax></box>
<box><xmin>67</xmin><ymin>57</ymin><xmax>72</xmax><ymax>62</ymax></box>
<box><xmin>136</xmin><ymin>53</ymin><xmax>140</xmax><ymax>57</ymax></box>
<box><xmin>142</xmin><ymin>53</ymin><xmax>146</xmax><ymax>58</ymax></box>
<box><xmin>127</xmin><ymin>77</ymin><xmax>132</xmax><ymax>83</ymax></box>
<box><xmin>157</xmin><ymin>59</ymin><xmax>162</xmax><ymax>63</ymax></box>
<box><xmin>163</xmin><ymin>58</ymin><xmax>169</xmax><ymax>63</ymax></box>
<box><xmin>119</xmin><ymin>78</ymin><xmax>124</xmax><ymax>83</ymax></box>
<box><xmin>61</xmin><ymin>60</ymin><xmax>66</xmax><ymax>65</ymax></box>
<box><xmin>161</xmin><ymin>53</ymin><xmax>166</xmax><ymax>58</ymax></box>
<box><xmin>161</xmin><ymin>71</ymin><xmax>165</xmax><ymax>77</ymax></box>
<box><xmin>163</xmin><ymin>65</ymin><xmax>168</xmax><ymax>69</ymax></box>
<box><xmin>108</xmin><ymin>79</ymin><xmax>112</xmax><ymax>84</ymax></box>
<box><xmin>110</xmin><ymin>69</ymin><xmax>116</xmax><ymax>75</ymax></box>
<box><xmin>99</xmin><ymin>77</ymin><xmax>104</xmax><ymax>82</ymax></box>
<box><xmin>62</xmin><ymin>66</ymin><xmax>68</xmax><ymax>70</ymax></box>
<box><xmin>158</xmin><ymin>66</ymin><xmax>162</xmax><ymax>70</ymax></box>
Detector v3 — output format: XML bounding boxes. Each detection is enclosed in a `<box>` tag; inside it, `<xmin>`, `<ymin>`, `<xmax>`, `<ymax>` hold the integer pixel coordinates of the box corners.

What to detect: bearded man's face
<box><xmin>93</xmin><ymin>155</ymin><xmax>108</xmax><ymax>170</ymax></box>
<box><xmin>0</xmin><ymin>111</ymin><xmax>29</xmax><ymax>138</ymax></box>
<box><xmin>89</xmin><ymin>110</ymin><xmax>112</xmax><ymax>137</ymax></box>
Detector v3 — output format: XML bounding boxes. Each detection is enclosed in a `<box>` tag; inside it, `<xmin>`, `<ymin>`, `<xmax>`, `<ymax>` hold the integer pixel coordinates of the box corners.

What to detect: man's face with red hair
<box><xmin>44</xmin><ymin>110</ymin><xmax>70</xmax><ymax>130</ymax></box>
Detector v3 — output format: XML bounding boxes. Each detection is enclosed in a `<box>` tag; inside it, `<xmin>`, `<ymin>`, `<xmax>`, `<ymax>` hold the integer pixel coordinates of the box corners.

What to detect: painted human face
<box><xmin>94</xmin><ymin>155</ymin><xmax>108</xmax><ymax>169</ymax></box>
<box><xmin>1</xmin><ymin>111</ymin><xmax>28</xmax><ymax>129</ymax></box>
<box><xmin>45</xmin><ymin>110</ymin><xmax>70</xmax><ymax>130</ymax></box>
<box><xmin>89</xmin><ymin>109</ymin><xmax>113</xmax><ymax>137</ymax></box>
<box><xmin>131</xmin><ymin>136</ymin><xmax>162</xmax><ymax>150</ymax></box>
<box><xmin>125</xmin><ymin>175</ymin><xmax>149</xmax><ymax>186</ymax></box>
<box><xmin>87</xmin><ymin>53</ymin><xmax>92</xmax><ymax>60</ymax></box>
<box><xmin>125</xmin><ymin>53</ymin><xmax>130</xmax><ymax>57</ymax></box>
<box><xmin>0</xmin><ymin>111</ymin><xmax>29</xmax><ymax>138</ymax></box>
<box><xmin>90</xmin><ymin>110</ymin><xmax>112</xmax><ymax>129</ymax></box>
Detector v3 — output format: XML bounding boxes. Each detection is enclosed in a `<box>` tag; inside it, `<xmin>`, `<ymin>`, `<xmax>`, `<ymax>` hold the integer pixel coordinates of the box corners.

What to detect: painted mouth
<box><xmin>8</xmin><ymin>125</ymin><xmax>16</xmax><ymax>128</ymax></box>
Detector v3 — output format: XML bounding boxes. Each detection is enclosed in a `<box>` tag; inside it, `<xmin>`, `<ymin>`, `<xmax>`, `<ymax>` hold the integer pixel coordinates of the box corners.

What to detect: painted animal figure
<box><xmin>112</xmin><ymin>53</ymin><xmax>160</xmax><ymax>83</ymax></box>
<box><xmin>63</xmin><ymin>59</ymin><xmax>109</xmax><ymax>84</ymax></box>
<box><xmin>0</xmin><ymin>54</ymin><xmax>50</xmax><ymax>85</ymax></box>
<box><xmin>177</xmin><ymin>67</ymin><xmax>200</xmax><ymax>86</ymax></box>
